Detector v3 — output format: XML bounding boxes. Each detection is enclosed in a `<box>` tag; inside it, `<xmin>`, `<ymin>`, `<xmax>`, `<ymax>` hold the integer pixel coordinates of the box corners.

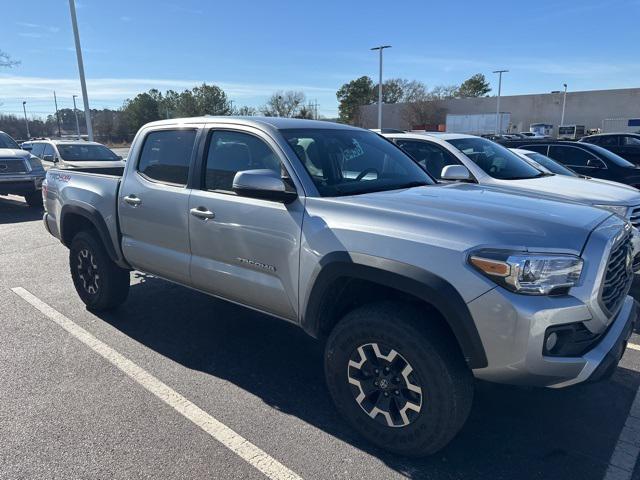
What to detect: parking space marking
<box><xmin>628</xmin><ymin>343</ymin><xmax>640</xmax><ymax>352</ymax></box>
<box><xmin>604</xmin><ymin>383</ymin><xmax>640</xmax><ymax>480</ymax></box>
<box><xmin>11</xmin><ymin>287</ymin><xmax>303</xmax><ymax>480</ymax></box>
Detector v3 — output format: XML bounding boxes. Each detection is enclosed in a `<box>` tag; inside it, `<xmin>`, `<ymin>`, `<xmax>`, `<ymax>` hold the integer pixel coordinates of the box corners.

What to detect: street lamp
<box><xmin>560</xmin><ymin>83</ymin><xmax>568</xmax><ymax>127</ymax></box>
<box><xmin>371</xmin><ymin>45</ymin><xmax>392</xmax><ymax>129</ymax></box>
<box><xmin>72</xmin><ymin>95</ymin><xmax>81</xmax><ymax>139</ymax></box>
<box><xmin>22</xmin><ymin>101</ymin><xmax>30</xmax><ymax>139</ymax></box>
<box><xmin>493</xmin><ymin>70</ymin><xmax>508</xmax><ymax>134</ymax></box>
<box><xmin>69</xmin><ymin>0</ymin><xmax>94</xmax><ymax>141</ymax></box>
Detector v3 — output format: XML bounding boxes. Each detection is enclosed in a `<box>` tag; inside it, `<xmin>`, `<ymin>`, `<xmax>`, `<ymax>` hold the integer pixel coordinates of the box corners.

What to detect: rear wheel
<box><xmin>324</xmin><ymin>302</ymin><xmax>474</xmax><ymax>457</ymax></box>
<box><xmin>24</xmin><ymin>191</ymin><xmax>43</xmax><ymax>208</ymax></box>
<box><xmin>69</xmin><ymin>231</ymin><xmax>130</xmax><ymax>311</ymax></box>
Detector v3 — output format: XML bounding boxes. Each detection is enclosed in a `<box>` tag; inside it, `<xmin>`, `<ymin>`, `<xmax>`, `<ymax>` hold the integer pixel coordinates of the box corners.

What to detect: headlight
<box><xmin>594</xmin><ymin>204</ymin><xmax>629</xmax><ymax>217</ymax></box>
<box><xmin>469</xmin><ymin>250</ymin><xmax>583</xmax><ymax>295</ymax></box>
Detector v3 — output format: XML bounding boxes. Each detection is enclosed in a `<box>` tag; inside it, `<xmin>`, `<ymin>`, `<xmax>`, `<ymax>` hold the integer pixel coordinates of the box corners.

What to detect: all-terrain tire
<box><xmin>69</xmin><ymin>231</ymin><xmax>130</xmax><ymax>311</ymax></box>
<box><xmin>324</xmin><ymin>302</ymin><xmax>474</xmax><ymax>457</ymax></box>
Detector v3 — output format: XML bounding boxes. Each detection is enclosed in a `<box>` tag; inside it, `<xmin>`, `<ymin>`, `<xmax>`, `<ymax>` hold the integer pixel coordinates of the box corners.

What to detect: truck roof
<box><xmin>143</xmin><ymin>116</ymin><xmax>360</xmax><ymax>132</ymax></box>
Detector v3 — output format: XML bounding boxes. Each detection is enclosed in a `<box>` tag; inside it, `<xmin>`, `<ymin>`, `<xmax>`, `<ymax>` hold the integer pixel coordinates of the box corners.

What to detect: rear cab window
<box><xmin>137</xmin><ymin>129</ymin><xmax>197</xmax><ymax>186</ymax></box>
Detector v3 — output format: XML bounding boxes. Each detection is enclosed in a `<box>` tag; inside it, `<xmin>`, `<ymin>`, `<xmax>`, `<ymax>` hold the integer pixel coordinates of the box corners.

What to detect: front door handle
<box><xmin>123</xmin><ymin>194</ymin><xmax>142</xmax><ymax>206</ymax></box>
<box><xmin>190</xmin><ymin>207</ymin><xmax>215</xmax><ymax>220</ymax></box>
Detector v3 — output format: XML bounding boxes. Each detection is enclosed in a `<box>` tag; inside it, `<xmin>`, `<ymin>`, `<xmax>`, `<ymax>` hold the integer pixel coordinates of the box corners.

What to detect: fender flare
<box><xmin>60</xmin><ymin>204</ymin><xmax>125</xmax><ymax>266</ymax></box>
<box><xmin>302</xmin><ymin>252</ymin><xmax>488</xmax><ymax>369</ymax></box>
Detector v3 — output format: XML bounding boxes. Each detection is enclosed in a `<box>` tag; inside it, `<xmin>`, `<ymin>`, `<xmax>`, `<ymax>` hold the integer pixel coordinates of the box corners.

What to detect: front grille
<box><xmin>0</xmin><ymin>159</ymin><xmax>27</xmax><ymax>174</ymax></box>
<box><xmin>600</xmin><ymin>228</ymin><xmax>633</xmax><ymax>315</ymax></box>
<box><xmin>629</xmin><ymin>206</ymin><xmax>640</xmax><ymax>229</ymax></box>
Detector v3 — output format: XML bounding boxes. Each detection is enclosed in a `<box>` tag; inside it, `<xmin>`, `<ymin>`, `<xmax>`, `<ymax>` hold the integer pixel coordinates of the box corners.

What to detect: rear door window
<box><xmin>623</xmin><ymin>136</ymin><xmax>640</xmax><ymax>146</ymax></box>
<box><xmin>520</xmin><ymin>144</ymin><xmax>549</xmax><ymax>154</ymax></box>
<box><xmin>31</xmin><ymin>143</ymin><xmax>46</xmax><ymax>158</ymax></box>
<box><xmin>598</xmin><ymin>136</ymin><xmax>620</xmax><ymax>147</ymax></box>
<box><xmin>137</xmin><ymin>130</ymin><xmax>196</xmax><ymax>186</ymax></box>
<box><xmin>548</xmin><ymin>146</ymin><xmax>598</xmax><ymax>167</ymax></box>
<box><xmin>42</xmin><ymin>144</ymin><xmax>55</xmax><ymax>160</ymax></box>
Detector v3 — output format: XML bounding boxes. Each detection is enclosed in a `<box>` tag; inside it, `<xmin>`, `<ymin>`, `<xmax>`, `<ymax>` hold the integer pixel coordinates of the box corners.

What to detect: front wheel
<box><xmin>324</xmin><ymin>302</ymin><xmax>474</xmax><ymax>457</ymax></box>
<box><xmin>24</xmin><ymin>190</ymin><xmax>43</xmax><ymax>208</ymax></box>
<box><xmin>69</xmin><ymin>231</ymin><xmax>130</xmax><ymax>311</ymax></box>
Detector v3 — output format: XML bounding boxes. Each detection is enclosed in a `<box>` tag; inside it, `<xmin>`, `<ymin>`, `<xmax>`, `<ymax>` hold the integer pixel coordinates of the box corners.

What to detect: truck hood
<box><xmin>0</xmin><ymin>148</ymin><xmax>30</xmax><ymax>159</ymax></box>
<box><xmin>330</xmin><ymin>183</ymin><xmax>613</xmax><ymax>254</ymax></box>
<box><xmin>493</xmin><ymin>174</ymin><xmax>640</xmax><ymax>206</ymax></box>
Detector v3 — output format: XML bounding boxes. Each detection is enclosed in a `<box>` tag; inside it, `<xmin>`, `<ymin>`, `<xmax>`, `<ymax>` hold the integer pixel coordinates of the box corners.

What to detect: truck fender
<box><xmin>301</xmin><ymin>252</ymin><xmax>488</xmax><ymax>369</ymax></box>
<box><xmin>60</xmin><ymin>204</ymin><xmax>128</xmax><ymax>267</ymax></box>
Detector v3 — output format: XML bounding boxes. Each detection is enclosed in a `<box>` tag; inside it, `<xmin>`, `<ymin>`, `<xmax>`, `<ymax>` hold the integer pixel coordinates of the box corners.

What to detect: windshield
<box><xmin>586</xmin><ymin>143</ymin><xmax>636</xmax><ymax>167</ymax></box>
<box><xmin>57</xmin><ymin>144</ymin><xmax>120</xmax><ymax>162</ymax></box>
<box><xmin>281</xmin><ymin>128</ymin><xmax>433</xmax><ymax>197</ymax></box>
<box><xmin>0</xmin><ymin>132</ymin><xmax>20</xmax><ymax>149</ymax></box>
<box><xmin>523</xmin><ymin>152</ymin><xmax>578</xmax><ymax>176</ymax></box>
<box><xmin>446</xmin><ymin>137</ymin><xmax>545</xmax><ymax>179</ymax></box>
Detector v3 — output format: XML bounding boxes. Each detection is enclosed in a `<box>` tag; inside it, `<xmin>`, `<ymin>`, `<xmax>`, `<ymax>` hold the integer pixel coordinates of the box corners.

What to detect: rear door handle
<box><xmin>123</xmin><ymin>195</ymin><xmax>142</xmax><ymax>206</ymax></box>
<box><xmin>190</xmin><ymin>207</ymin><xmax>215</xmax><ymax>220</ymax></box>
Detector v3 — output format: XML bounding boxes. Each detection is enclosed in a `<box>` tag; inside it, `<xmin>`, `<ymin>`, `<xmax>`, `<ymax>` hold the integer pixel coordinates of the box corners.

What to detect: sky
<box><xmin>2</xmin><ymin>0</ymin><xmax>640</xmax><ymax>120</ymax></box>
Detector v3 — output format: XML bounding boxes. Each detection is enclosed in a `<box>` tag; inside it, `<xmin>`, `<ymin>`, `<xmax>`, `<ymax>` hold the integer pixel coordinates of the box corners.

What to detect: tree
<box><xmin>192</xmin><ymin>83</ymin><xmax>232</xmax><ymax>115</ymax></box>
<box><xmin>122</xmin><ymin>92</ymin><xmax>161</xmax><ymax>132</ymax></box>
<box><xmin>295</xmin><ymin>104</ymin><xmax>314</xmax><ymax>119</ymax></box>
<box><xmin>371</xmin><ymin>78</ymin><xmax>406</xmax><ymax>104</ymax></box>
<box><xmin>261</xmin><ymin>90</ymin><xmax>305</xmax><ymax>117</ymax></box>
<box><xmin>0</xmin><ymin>50</ymin><xmax>19</xmax><ymax>68</ymax></box>
<box><xmin>430</xmin><ymin>84</ymin><xmax>460</xmax><ymax>100</ymax></box>
<box><xmin>176</xmin><ymin>90</ymin><xmax>198</xmax><ymax>117</ymax></box>
<box><xmin>457</xmin><ymin>73</ymin><xmax>491</xmax><ymax>98</ymax></box>
<box><xmin>234</xmin><ymin>105</ymin><xmax>258</xmax><ymax>116</ymax></box>
<box><xmin>336</xmin><ymin>76</ymin><xmax>375</xmax><ymax>124</ymax></box>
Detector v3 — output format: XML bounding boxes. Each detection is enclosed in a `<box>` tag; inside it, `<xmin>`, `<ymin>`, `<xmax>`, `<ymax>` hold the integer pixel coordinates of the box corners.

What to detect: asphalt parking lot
<box><xmin>4</xmin><ymin>195</ymin><xmax>640</xmax><ymax>480</ymax></box>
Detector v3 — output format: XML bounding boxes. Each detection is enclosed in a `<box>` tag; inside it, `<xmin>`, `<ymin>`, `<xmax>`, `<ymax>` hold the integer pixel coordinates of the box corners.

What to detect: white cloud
<box><xmin>16</xmin><ymin>21</ymin><xmax>60</xmax><ymax>34</ymax></box>
<box><xmin>120</xmin><ymin>16</ymin><xmax>132</xmax><ymax>22</ymax></box>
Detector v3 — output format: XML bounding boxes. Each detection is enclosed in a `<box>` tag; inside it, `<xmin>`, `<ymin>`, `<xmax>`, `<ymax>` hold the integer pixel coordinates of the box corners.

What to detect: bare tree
<box><xmin>234</xmin><ymin>105</ymin><xmax>258</xmax><ymax>116</ymax></box>
<box><xmin>261</xmin><ymin>90</ymin><xmax>306</xmax><ymax>117</ymax></box>
<box><xmin>0</xmin><ymin>50</ymin><xmax>19</xmax><ymax>68</ymax></box>
<box><xmin>430</xmin><ymin>84</ymin><xmax>459</xmax><ymax>100</ymax></box>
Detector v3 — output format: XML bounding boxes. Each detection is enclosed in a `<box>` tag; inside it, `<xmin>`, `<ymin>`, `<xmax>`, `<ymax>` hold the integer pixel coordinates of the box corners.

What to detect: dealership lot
<box><xmin>3</xmin><ymin>195</ymin><xmax>640</xmax><ymax>480</ymax></box>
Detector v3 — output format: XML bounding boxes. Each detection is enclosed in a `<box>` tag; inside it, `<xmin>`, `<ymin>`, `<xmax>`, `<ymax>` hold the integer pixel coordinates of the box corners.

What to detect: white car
<box><xmin>384</xmin><ymin>132</ymin><xmax>640</xmax><ymax>227</ymax></box>
<box><xmin>22</xmin><ymin>139</ymin><xmax>125</xmax><ymax>170</ymax></box>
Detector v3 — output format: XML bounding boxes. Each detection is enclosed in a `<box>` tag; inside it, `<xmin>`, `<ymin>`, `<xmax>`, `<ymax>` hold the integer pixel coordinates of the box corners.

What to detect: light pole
<box><xmin>371</xmin><ymin>45</ymin><xmax>391</xmax><ymax>129</ymax></box>
<box><xmin>560</xmin><ymin>83</ymin><xmax>568</xmax><ymax>127</ymax></box>
<box><xmin>69</xmin><ymin>0</ymin><xmax>94</xmax><ymax>141</ymax></box>
<box><xmin>493</xmin><ymin>70</ymin><xmax>508</xmax><ymax>134</ymax></box>
<box><xmin>53</xmin><ymin>91</ymin><xmax>62</xmax><ymax>137</ymax></box>
<box><xmin>72</xmin><ymin>95</ymin><xmax>81</xmax><ymax>139</ymax></box>
<box><xmin>22</xmin><ymin>101</ymin><xmax>30</xmax><ymax>139</ymax></box>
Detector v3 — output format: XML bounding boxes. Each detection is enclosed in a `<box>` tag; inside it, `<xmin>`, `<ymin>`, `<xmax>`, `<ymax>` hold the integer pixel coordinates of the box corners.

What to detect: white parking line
<box><xmin>628</xmin><ymin>343</ymin><xmax>640</xmax><ymax>352</ymax></box>
<box><xmin>11</xmin><ymin>287</ymin><xmax>303</xmax><ymax>480</ymax></box>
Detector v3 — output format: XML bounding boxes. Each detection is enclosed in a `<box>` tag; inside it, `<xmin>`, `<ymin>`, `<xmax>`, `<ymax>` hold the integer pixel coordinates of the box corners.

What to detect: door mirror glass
<box><xmin>441</xmin><ymin>164</ymin><xmax>472</xmax><ymax>181</ymax></box>
<box><xmin>233</xmin><ymin>169</ymin><xmax>297</xmax><ymax>203</ymax></box>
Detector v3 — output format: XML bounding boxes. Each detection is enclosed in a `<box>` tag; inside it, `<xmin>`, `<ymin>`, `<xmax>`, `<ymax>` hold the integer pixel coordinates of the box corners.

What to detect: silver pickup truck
<box><xmin>43</xmin><ymin>117</ymin><xmax>638</xmax><ymax>456</ymax></box>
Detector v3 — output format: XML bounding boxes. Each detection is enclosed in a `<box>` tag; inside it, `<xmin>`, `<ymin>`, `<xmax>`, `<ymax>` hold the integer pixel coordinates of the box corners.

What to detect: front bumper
<box><xmin>469</xmin><ymin>288</ymin><xmax>637</xmax><ymax>388</ymax></box>
<box><xmin>0</xmin><ymin>174</ymin><xmax>44</xmax><ymax>195</ymax></box>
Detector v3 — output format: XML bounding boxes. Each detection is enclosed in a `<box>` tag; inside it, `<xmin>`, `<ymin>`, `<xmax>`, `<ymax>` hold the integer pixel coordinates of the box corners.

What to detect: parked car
<box><xmin>580</xmin><ymin>133</ymin><xmax>640</xmax><ymax>165</ymax></box>
<box><xmin>0</xmin><ymin>131</ymin><xmax>45</xmax><ymax>208</ymax></box>
<box><xmin>519</xmin><ymin>132</ymin><xmax>548</xmax><ymax>138</ymax></box>
<box><xmin>43</xmin><ymin>117</ymin><xmax>637</xmax><ymax>457</ymax></box>
<box><xmin>385</xmin><ymin>133</ymin><xmax>640</xmax><ymax>228</ymax></box>
<box><xmin>22</xmin><ymin>139</ymin><xmax>125</xmax><ymax>171</ymax></box>
<box><xmin>500</xmin><ymin>139</ymin><xmax>640</xmax><ymax>189</ymax></box>
<box><xmin>509</xmin><ymin>148</ymin><xmax>580</xmax><ymax>177</ymax></box>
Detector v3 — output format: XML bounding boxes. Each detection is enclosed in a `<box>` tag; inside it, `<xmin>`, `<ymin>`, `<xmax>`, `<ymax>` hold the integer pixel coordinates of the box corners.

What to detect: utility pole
<box><xmin>53</xmin><ymin>91</ymin><xmax>62</xmax><ymax>137</ymax></box>
<box><xmin>72</xmin><ymin>95</ymin><xmax>81</xmax><ymax>140</ymax></box>
<box><xmin>22</xmin><ymin>101</ymin><xmax>30</xmax><ymax>139</ymax></box>
<box><xmin>493</xmin><ymin>69</ymin><xmax>508</xmax><ymax>134</ymax></box>
<box><xmin>69</xmin><ymin>0</ymin><xmax>94</xmax><ymax>141</ymax></box>
<box><xmin>371</xmin><ymin>45</ymin><xmax>392</xmax><ymax>129</ymax></box>
<box><xmin>560</xmin><ymin>83</ymin><xmax>568</xmax><ymax>127</ymax></box>
<box><xmin>309</xmin><ymin>99</ymin><xmax>320</xmax><ymax>120</ymax></box>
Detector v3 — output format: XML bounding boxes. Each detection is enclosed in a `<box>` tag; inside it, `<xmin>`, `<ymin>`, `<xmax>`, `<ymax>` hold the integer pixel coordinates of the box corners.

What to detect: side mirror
<box><xmin>232</xmin><ymin>169</ymin><xmax>297</xmax><ymax>203</ymax></box>
<box><xmin>441</xmin><ymin>164</ymin><xmax>472</xmax><ymax>181</ymax></box>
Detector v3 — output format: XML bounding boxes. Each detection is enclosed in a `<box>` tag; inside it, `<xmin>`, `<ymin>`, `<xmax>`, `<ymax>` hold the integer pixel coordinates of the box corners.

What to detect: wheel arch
<box><xmin>301</xmin><ymin>252</ymin><xmax>488</xmax><ymax>369</ymax></box>
<box><xmin>60</xmin><ymin>204</ymin><xmax>127</xmax><ymax>267</ymax></box>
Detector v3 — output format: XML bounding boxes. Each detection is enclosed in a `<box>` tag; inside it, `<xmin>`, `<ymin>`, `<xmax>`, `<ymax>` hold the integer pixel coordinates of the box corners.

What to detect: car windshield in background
<box><xmin>57</xmin><ymin>144</ymin><xmax>120</xmax><ymax>162</ymax></box>
<box><xmin>587</xmin><ymin>143</ymin><xmax>636</xmax><ymax>167</ymax></box>
<box><xmin>446</xmin><ymin>137</ymin><xmax>545</xmax><ymax>180</ymax></box>
<box><xmin>523</xmin><ymin>152</ymin><xmax>578</xmax><ymax>176</ymax></box>
<box><xmin>282</xmin><ymin>128</ymin><xmax>433</xmax><ymax>197</ymax></box>
<box><xmin>0</xmin><ymin>132</ymin><xmax>20</xmax><ymax>149</ymax></box>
